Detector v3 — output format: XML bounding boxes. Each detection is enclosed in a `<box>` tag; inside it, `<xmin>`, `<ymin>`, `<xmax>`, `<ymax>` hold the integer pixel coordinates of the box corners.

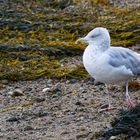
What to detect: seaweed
<box><xmin>0</xmin><ymin>1</ymin><xmax>140</xmax><ymax>80</ymax></box>
<box><xmin>103</xmin><ymin>104</ymin><xmax>140</xmax><ymax>139</ymax></box>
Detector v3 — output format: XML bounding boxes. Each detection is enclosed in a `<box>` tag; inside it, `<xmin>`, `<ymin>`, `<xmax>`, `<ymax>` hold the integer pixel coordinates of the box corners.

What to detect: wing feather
<box><xmin>108</xmin><ymin>47</ymin><xmax>140</xmax><ymax>76</ymax></box>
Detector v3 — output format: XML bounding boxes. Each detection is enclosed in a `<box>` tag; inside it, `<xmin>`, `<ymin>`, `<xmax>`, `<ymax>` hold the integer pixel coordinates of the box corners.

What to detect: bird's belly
<box><xmin>83</xmin><ymin>56</ymin><xmax>132</xmax><ymax>84</ymax></box>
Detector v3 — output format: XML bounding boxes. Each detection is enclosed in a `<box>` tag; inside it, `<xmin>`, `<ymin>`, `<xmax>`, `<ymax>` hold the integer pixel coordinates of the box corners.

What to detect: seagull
<box><xmin>76</xmin><ymin>27</ymin><xmax>140</xmax><ymax>110</ymax></box>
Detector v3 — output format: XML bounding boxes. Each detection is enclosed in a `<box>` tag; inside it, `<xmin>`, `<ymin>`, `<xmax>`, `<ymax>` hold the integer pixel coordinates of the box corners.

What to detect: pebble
<box><xmin>8</xmin><ymin>91</ymin><xmax>13</xmax><ymax>95</ymax></box>
<box><xmin>60</xmin><ymin>130</ymin><xmax>70</xmax><ymax>135</ymax></box>
<box><xmin>42</xmin><ymin>87</ymin><xmax>51</xmax><ymax>93</ymax></box>
<box><xmin>76</xmin><ymin>131</ymin><xmax>91</xmax><ymax>139</ymax></box>
<box><xmin>36</xmin><ymin>112</ymin><xmax>48</xmax><ymax>117</ymax></box>
<box><xmin>46</xmin><ymin>79</ymin><xmax>53</xmax><ymax>85</ymax></box>
<box><xmin>11</xmin><ymin>88</ymin><xmax>24</xmax><ymax>97</ymax></box>
<box><xmin>24</xmin><ymin>125</ymin><xmax>34</xmax><ymax>131</ymax></box>
<box><xmin>75</xmin><ymin>101</ymin><xmax>84</xmax><ymax>106</ymax></box>
<box><xmin>1</xmin><ymin>80</ymin><xmax>9</xmax><ymax>85</ymax></box>
<box><xmin>109</xmin><ymin>136</ymin><xmax>117</xmax><ymax>140</ymax></box>
<box><xmin>32</xmin><ymin>97</ymin><xmax>45</xmax><ymax>103</ymax></box>
<box><xmin>69</xmin><ymin>79</ymin><xmax>77</xmax><ymax>84</ymax></box>
<box><xmin>6</xmin><ymin>117</ymin><xmax>19</xmax><ymax>122</ymax></box>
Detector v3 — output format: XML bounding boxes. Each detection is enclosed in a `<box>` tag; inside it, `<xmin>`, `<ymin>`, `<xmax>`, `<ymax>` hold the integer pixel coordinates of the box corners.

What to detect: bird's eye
<box><xmin>90</xmin><ymin>34</ymin><xmax>99</xmax><ymax>38</ymax></box>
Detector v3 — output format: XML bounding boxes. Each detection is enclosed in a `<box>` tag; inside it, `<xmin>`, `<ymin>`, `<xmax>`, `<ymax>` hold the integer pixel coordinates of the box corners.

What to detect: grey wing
<box><xmin>108</xmin><ymin>47</ymin><xmax>140</xmax><ymax>76</ymax></box>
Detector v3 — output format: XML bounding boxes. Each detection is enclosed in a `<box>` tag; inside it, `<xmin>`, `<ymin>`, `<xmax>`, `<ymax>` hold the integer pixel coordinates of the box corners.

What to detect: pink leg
<box><xmin>125</xmin><ymin>81</ymin><xmax>134</xmax><ymax>108</ymax></box>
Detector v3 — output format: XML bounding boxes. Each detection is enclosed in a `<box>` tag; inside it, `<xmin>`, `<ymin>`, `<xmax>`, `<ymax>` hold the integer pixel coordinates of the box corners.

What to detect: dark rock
<box><xmin>6</xmin><ymin>128</ymin><xmax>14</xmax><ymax>131</ymax></box>
<box><xmin>46</xmin><ymin>83</ymin><xmax>62</xmax><ymax>97</ymax></box>
<box><xmin>75</xmin><ymin>101</ymin><xmax>84</xmax><ymax>106</ymax></box>
<box><xmin>6</xmin><ymin>117</ymin><xmax>19</xmax><ymax>122</ymax></box>
<box><xmin>69</xmin><ymin>79</ymin><xmax>77</xmax><ymax>84</ymax></box>
<box><xmin>36</xmin><ymin>112</ymin><xmax>48</xmax><ymax>117</ymax></box>
<box><xmin>76</xmin><ymin>132</ymin><xmax>91</xmax><ymax>139</ymax></box>
<box><xmin>32</xmin><ymin>97</ymin><xmax>45</xmax><ymax>103</ymax></box>
<box><xmin>81</xmin><ymin>89</ymin><xmax>87</xmax><ymax>93</ymax></box>
<box><xmin>23</xmin><ymin>125</ymin><xmax>34</xmax><ymax>131</ymax></box>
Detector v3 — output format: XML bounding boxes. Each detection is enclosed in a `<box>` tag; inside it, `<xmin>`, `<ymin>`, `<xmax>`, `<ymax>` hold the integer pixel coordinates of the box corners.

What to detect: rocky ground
<box><xmin>0</xmin><ymin>0</ymin><xmax>140</xmax><ymax>140</ymax></box>
<box><xmin>0</xmin><ymin>55</ymin><xmax>140</xmax><ymax>140</ymax></box>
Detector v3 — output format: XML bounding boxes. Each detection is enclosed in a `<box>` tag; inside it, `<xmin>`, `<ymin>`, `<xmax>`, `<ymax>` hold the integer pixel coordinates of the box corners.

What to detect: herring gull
<box><xmin>76</xmin><ymin>27</ymin><xmax>140</xmax><ymax>110</ymax></box>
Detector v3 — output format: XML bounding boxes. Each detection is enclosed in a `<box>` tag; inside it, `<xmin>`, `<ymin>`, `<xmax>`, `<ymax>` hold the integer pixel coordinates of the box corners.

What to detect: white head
<box><xmin>76</xmin><ymin>27</ymin><xmax>110</xmax><ymax>51</ymax></box>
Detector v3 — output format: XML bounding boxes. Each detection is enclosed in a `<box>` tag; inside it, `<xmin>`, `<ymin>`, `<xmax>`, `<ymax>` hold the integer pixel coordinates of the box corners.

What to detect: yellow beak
<box><xmin>75</xmin><ymin>38</ymin><xmax>88</xmax><ymax>45</ymax></box>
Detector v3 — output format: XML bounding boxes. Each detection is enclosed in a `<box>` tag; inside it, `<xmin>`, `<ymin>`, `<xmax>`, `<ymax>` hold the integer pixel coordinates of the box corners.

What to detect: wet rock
<box><xmin>11</xmin><ymin>88</ymin><xmax>24</xmax><ymax>97</ymax></box>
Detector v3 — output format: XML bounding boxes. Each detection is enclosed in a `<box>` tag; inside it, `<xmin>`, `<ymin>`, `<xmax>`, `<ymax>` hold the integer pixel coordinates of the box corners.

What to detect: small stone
<box><xmin>42</xmin><ymin>87</ymin><xmax>50</xmax><ymax>93</ymax></box>
<box><xmin>81</xmin><ymin>89</ymin><xmax>87</xmax><ymax>93</ymax></box>
<box><xmin>36</xmin><ymin>112</ymin><xmax>48</xmax><ymax>117</ymax></box>
<box><xmin>24</xmin><ymin>125</ymin><xmax>33</xmax><ymax>131</ymax></box>
<box><xmin>11</xmin><ymin>88</ymin><xmax>24</xmax><ymax>97</ymax></box>
<box><xmin>60</xmin><ymin>130</ymin><xmax>70</xmax><ymax>135</ymax></box>
<box><xmin>46</xmin><ymin>79</ymin><xmax>53</xmax><ymax>85</ymax></box>
<box><xmin>94</xmin><ymin>130</ymin><xmax>103</xmax><ymax>137</ymax></box>
<box><xmin>80</xmin><ymin>127</ymin><xmax>86</xmax><ymax>131</ymax></box>
<box><xmin>6</xmin><ymin>117</ymin><xmax>19</xmax><ymax>122</ymax></box>
<box><xmin>77</xmin><ymin>116</ymin><xmax>84</xmax><ymax>121</ymax></box>
<box><xmin>32</xmin><ymin>97</ymin><xmax>45</xmax><ymax>103</ymax></box>
<box><xmin>76</xmin><ymin>132</ymin><xmax>91</xmax><ymax>139</ymax></box>
<box><xmin>109</xmin><ymin>136</ymin><xmax>117</xmax><ymax>140</ymax></box>
<box><xmin>26</xmin><ymin>87</ymin><xmax>32</xmax><ymax>91</ymax></box>
<box><xmin>1</xmin><ymin>80</ymin><xmax>9</xmax><ymax>85</ymax></box>
<box><xmin>8</xmin><ymin>91</ymin><xmax>13</xmax><ymax>95</ymax></box>
<box><xmin>69</xmin><ymin>79</ymin><xmax>77</xmax><ymax>84</ymax></box>
<box><xmin>75</xmin><ymin>101</ymin><xmax>84</xmax><ymax>106</ymax></box>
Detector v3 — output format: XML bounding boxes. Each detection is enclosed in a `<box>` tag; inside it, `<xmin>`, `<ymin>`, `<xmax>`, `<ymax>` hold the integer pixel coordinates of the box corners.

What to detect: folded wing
<box><xmin>108</xmin><ymin>47</ymin><xmax>140</xmax><ymax>76</ymax></box>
